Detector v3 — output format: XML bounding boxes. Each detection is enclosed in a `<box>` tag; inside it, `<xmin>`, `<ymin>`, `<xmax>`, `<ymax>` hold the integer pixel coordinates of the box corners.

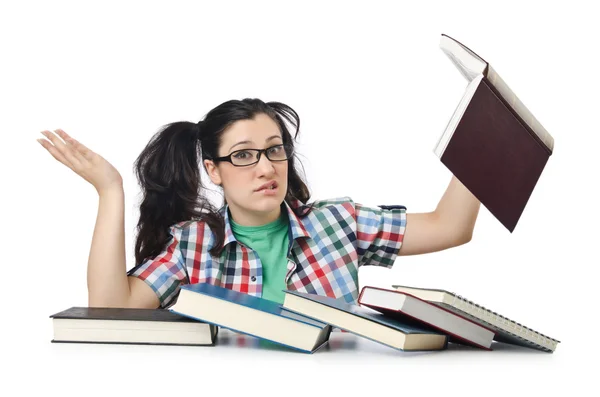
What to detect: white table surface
<box><xmin>4</xmin><ymin>326</ymin><xmax>584</xmax><ymax>397</ymax></box>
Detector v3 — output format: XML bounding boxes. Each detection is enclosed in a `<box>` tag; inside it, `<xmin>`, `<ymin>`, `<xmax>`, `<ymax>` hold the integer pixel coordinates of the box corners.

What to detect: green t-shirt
<box><xmin>229</xmin><ymin>209</ymin><xmax>290</xmax><ymax>304</ymax></box>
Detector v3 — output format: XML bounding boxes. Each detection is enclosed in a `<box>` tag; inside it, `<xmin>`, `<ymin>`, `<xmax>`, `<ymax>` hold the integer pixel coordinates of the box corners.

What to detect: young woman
<box><xmin>37</xmin><ymin>98</ymin><xmax>480</xmax><ymax>309</ymax></box>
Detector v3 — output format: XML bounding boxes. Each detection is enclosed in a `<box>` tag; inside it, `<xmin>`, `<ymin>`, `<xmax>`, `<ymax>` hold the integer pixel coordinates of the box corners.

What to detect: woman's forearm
<box><xmin>435</xmin><ymin>175</ymin><xmax>481</xmax><ymax>242</ymax></box>
<box><xmin>87</xmin><ymin>186</ymin><xmax>131</xmax><ymax>307</ymax></box>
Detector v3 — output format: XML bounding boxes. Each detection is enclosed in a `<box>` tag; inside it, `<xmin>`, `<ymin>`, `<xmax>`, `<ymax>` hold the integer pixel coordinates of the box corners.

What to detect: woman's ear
<box><xmin>203</xmin><ymin>159</ymin><xmax>222</xmax><ymax>186</ymax></box>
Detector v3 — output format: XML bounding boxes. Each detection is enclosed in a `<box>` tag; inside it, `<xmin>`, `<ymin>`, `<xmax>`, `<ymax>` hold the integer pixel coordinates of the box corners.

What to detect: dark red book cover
<box><xmin>439</xmin><ymin>77</ymin><xmax>551</xmax><ymax>232</ymax></box>
<box><xmin>358</xmin><ymin>286</ymin><xmax>494</xmax><ymax>350</ymax></box>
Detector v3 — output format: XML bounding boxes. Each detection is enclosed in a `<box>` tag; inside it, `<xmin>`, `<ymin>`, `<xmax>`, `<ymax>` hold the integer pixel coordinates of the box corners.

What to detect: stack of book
<box><xmin>50</xmin><ymin>282</ymin><xmax>559</xmax><ymax>353</ymax></box>
<box><xmin>49</xmin><ymin>34</ymin><xmax>559</xmax><ymax>353</ymax></box>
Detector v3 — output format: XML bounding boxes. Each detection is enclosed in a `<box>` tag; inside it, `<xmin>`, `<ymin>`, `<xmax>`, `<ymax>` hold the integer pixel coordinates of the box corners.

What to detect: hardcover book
<box><xmin>435</xmin><ymin>33</ymin><xmax>554</xmax><ymax>232</ymax></box>
<box><xmin>358</xmin><ymin>286</ymin><xmax>495</xmax><ymax>350</ymax></box>
<box><xmin>282</xmin><ymin>290</ymin><xmax>448</xmax><ymax>352</ymax></box>
<box><xmin>169</xmin><ymin>283</ymin><xmax>332</xmax><ymax>354</ymax></box>
<box><xmin>50</xmin><ymin>306</ymin><xmax>218</xmax><ymax>346</ymax></box>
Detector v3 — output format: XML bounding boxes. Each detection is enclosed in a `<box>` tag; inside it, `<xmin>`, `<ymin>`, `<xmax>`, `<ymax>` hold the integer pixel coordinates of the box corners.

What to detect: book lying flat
<box><xmin>50</xmin><ymin>307</ymin><xmax>218</xmax><ymax>346</ymax></box>
<box><xmin>169</xmin><ymin>283</ymin><xmax>332</xmax><ymax>354</ymax></box>
<box><xmin>282</xmin><ymin>290</ymin><xmax>448</xmax><ymax>352</ymax></box>
<box><xmin>391</xmin><ymin>284</ymin><xmax>560</xmax><ymax>352</ymax></box>
<box><xmin>358</xmin><ymin>286</ymin><xmax>495</xmax><ymax>350</ymax></box>
<box><xmin>435</xmin><ymin>34</ymin><xmax>554</xmax><ymax>232</ymax></box>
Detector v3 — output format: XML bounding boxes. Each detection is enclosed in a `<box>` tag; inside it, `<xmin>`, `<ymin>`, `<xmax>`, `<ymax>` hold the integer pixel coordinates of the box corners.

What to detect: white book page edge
<box><xmin>434</xmin><ymin>74</ymin><xmax>484</xmax><ymax>158</ymax></box>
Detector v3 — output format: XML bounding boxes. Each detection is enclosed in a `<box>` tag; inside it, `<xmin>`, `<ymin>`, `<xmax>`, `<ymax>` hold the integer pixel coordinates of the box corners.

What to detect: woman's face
<box><xmin>204</xmin><ymin>113</ymin><xmax>289</xmax><ymax>226</ymax></box>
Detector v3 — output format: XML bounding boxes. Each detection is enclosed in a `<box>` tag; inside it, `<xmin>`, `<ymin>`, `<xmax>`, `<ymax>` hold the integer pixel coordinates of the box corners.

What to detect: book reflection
<box><xmin>215</xmin><ymin>328</ymin><xmax>357</xmax><ymax>352</ymax></box>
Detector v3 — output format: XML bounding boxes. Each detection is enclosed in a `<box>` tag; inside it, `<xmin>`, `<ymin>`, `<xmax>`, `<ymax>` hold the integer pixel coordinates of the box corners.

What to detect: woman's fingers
<box><xmin>55</xmin><ymin>129</ymin><xmax>95</xmax><ymax>162</ymax></box>
<box><xmin>39</xmin><ymin>129</ymin><xmax>83</xmax><ymax>169</ymax></box>
<box><xmin>37</xmin><ymin>128</ymin><xmax>124</xmax><ymax>192</ymax></box>
<box><xmin>38</xmin><ymin>132</ymin><xmax>75</xmax><ymax>169</ymax></box>
<box><xmin>55</xmin><ymin>129</ymin><xmax>87</xmax><ymax>165</ymax></box>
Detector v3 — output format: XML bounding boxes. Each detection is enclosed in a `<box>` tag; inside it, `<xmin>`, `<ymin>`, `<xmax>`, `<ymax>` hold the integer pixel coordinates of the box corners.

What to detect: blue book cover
<box><xmin>283</xmin><ymin>289</ymin><xmax>448</xmax><ymax>351</ymax></box>
<box><xmin>169</xmin><ymin>283</ymin><xmax>331</xmax><ymax>353</ymax></box>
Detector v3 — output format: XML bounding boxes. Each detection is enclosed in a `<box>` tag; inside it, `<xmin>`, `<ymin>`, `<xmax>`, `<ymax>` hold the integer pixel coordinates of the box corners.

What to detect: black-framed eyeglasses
<box><xmin>210</xmin><ymin>144</ymin><xmax>294</xmax><ymax>167</ymax></box>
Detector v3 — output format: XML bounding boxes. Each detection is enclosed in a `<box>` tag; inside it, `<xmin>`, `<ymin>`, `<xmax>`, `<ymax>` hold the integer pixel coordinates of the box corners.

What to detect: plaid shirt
<box><xmin>127</xmin><ymin>196</ymin><xmax>407</xmax><ymax>308</ymax></box>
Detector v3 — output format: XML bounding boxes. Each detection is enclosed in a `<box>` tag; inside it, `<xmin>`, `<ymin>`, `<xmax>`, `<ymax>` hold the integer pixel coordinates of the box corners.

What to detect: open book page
<box><xmin>440</xmin><ymin>34</ymin><xmax>487</xmax><ymax>82</ymax></box>
<box><xmin>441</xmin><ymin>34</ymin><xmax>554</xmax><ymax>153</ymax></box>
<box><xmin>433</xmin><ymin>74</ymin><xmax>483</xmax><ymax>157</ymax></box>
<box><xmin>486</xmin><ymin>65</ymin><xmax>554</xmax><ymax>152</ymax></box>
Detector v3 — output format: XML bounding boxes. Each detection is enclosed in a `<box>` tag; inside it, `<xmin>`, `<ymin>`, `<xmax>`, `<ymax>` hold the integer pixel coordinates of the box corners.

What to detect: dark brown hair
<box><xmin>133</xmin><ymin>98</ymin><xmax>313</xmax><ymax>265</ymax></box>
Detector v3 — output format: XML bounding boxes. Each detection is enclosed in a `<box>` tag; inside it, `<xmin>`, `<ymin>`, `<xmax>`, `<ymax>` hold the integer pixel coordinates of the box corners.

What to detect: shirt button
<box><xmin>251</xmin><ymin>276</ymin><xmax>256</xmax><ymax>282</ymax></box>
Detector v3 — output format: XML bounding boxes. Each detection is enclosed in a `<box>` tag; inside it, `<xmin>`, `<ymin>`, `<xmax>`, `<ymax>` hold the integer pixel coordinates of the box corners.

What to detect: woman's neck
<box><xmin>227</xmin><ymin>202</ymin><xmax>283</xmax><ymax>227</ymax></box>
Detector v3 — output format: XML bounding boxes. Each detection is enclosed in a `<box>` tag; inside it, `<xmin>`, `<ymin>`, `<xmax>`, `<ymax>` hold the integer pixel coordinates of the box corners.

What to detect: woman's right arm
<box><xmin>38</xmin><ymin>129</ymin><xmax>159</xmax><ymax>309</ymax></box>
<box><xmin>89</xmin><ymin>187</ymin><xmax>159</xmax><ymax>308</ymax></box>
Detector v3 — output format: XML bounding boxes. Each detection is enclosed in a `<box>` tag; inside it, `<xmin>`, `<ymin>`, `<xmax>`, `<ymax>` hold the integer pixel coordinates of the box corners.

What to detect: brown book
<box><xmin>435</xmin><ymin>34</ymin><xmax>554</xmax><ymax>232</ymax></box>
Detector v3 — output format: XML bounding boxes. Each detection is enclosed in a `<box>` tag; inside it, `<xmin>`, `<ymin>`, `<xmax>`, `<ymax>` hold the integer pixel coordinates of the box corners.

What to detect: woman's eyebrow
<box><xmin>228</xmin><ymin>135</ymin><xmax>282</xmax><ymax>152</ymax></box>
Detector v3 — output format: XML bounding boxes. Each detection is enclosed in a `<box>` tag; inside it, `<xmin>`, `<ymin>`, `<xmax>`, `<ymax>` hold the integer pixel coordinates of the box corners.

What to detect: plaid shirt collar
<box><xmin>219</xmin><ymin>198</ymin><xmax>312</xmax><ymax>249</ymax></box>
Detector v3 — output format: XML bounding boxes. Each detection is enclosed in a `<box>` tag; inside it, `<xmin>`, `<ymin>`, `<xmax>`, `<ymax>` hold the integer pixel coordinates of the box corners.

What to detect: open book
<box><xmin>391</xmin><ymin>284</ymin><xmax>560</xmax><ymax>352</ymax></box>
<box><xmin>435</xmin><ymin>34</ymin><xmax>554</xmax><ymax>232</ymax></box>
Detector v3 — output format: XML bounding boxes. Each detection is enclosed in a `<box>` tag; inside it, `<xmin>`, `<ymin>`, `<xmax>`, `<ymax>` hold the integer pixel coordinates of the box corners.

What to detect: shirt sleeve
<box><xmin>354</xmin><ymin>202</ymin><xmax>407</xmax><ymax>268</ymax></box>
<box><xmin>126</xmin><ymin>225</ymin><xmax>189</xmax><ymax>308</ymax></box>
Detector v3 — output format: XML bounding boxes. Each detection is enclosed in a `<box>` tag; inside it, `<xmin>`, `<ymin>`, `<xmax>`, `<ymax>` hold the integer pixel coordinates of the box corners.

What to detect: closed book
<box><xmin>391</xmin><ymin>284</ymin><xmax>560</xmax><ymax>352</ymax></box>
<box><xmin>282</xmin><ymin>290</ymin><xmax>448</xmax><ymax>352</ymax></box>
<box><xmin>50</xmin><ymin>306</ymin><xmax>218</xmax><ymax>346</ymax></box>
<box><xmin>435</xmin><ymin>34</ymin><xmax>554</xmax><ymax>232</ymax></box>
<box><xmin>169</xmin><ymin>283</ymin><xmax>332</xmax><ymax>354</ymax></box>
<box><xmin>358</xmin><ymin>286</ymin><xmax>495</xmax><ymax>350</ymax></box>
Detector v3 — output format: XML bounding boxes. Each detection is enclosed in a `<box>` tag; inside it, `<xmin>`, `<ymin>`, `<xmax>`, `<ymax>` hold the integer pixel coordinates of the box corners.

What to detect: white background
<box><xmin>2</xmin><ymin>0</ymin><xmax>598</xmax><ymax>395</ymax></box>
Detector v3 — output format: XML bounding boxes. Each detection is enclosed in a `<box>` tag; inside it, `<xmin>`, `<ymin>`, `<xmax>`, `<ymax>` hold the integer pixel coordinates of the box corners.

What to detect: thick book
<box><xmin>435</xmin><ymin>34</ymin><xmax>554</xmax><ymax>232</ymax></box>
<box><xmin>282</xmin><ymin>290</ymin><xmax>448</xmax><ymax>352</ymax></box>
<box><xmin>169</xmin><ymin>283</ymin><xmax>332</xmax><ymax>354</ymax></box>
<box><xmin>358</xmin><ymin>286</ymin><xmax>495</xmax><ymax>350</ymax></box>
<box><xmin>50</xmin><ymin>306</ymin><xmax>218</xmax><ymax>346</ymax></box>
<box><xmin>391</xmin><ymin>284</ymin><xmax>560</xmax><ymax>352</ymax></box>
